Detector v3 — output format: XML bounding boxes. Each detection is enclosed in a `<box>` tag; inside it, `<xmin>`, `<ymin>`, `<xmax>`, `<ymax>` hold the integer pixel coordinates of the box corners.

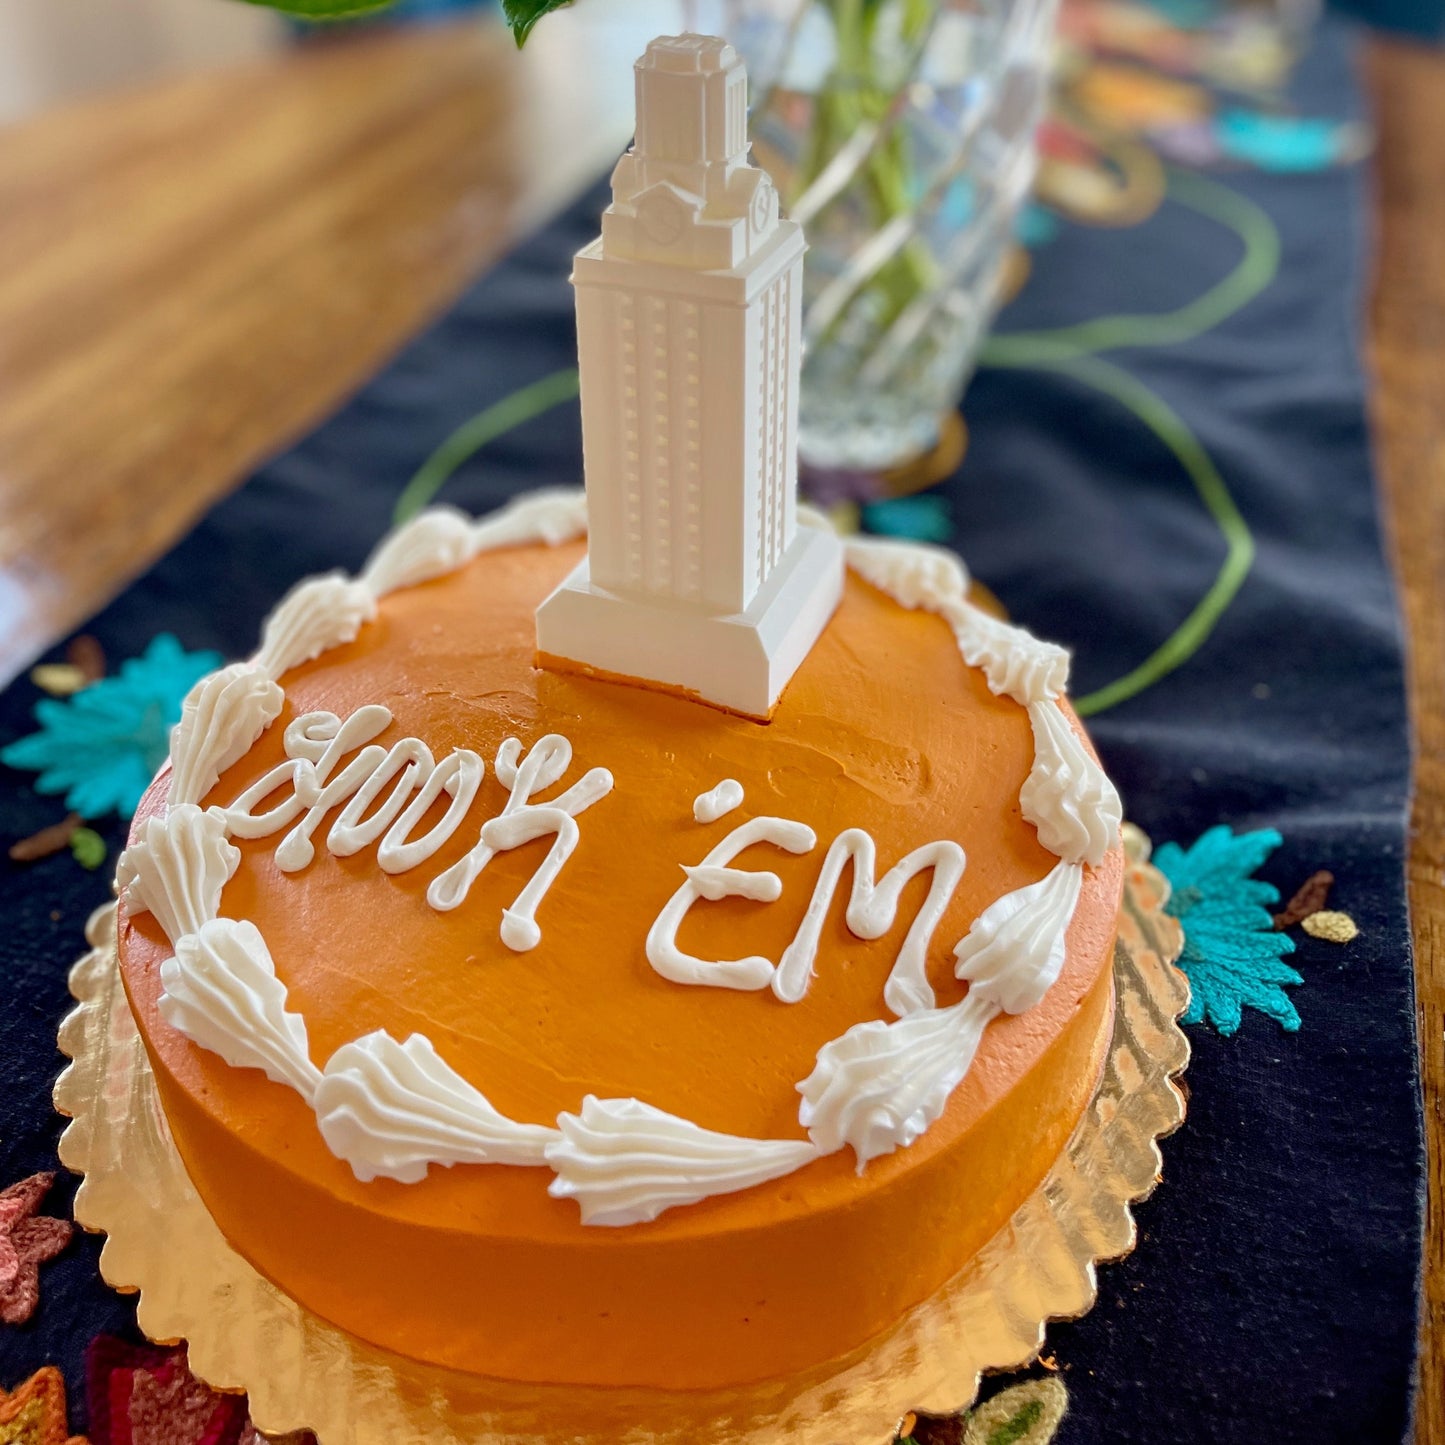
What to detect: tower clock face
<box><xmin>751</xmin><ymin>185</ymin><xmax>775</xmax><ymax>232</ymax></box>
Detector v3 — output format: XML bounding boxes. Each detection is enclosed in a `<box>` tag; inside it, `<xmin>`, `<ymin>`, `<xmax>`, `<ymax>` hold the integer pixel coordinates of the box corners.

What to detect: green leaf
<box><xmin>501</xmin><ymin>0</ymin><xmax>576</xmax><ymax>46</ymax></box>
<box><xmin>234</xmin><ymin>0</ymin><xmax>399</xmax><ymax>20</ymax></box>
<box><xmin>963</xmin><ymin>1378</ymin><xmax>1068</xmax><ymax>1445</ymax></box>
<box><xmin>987</xmin><ymin>1400</ymin><xmax>1044</xmax><ymax>1445</ymax></box>
<box><xmin>70</xmin><ymin>827</ymin><xmax>107</xmax><ymax>871</ymax></box>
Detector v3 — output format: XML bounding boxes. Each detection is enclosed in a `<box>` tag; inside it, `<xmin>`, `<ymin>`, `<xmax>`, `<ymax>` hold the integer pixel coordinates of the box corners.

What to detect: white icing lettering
<box><xmin>223</xmin><ymin>707</ymin><xmax>393</xmax><ymax>841</ymax></box>
<box><xmin>224</xmin><ymin>711</ymin><xmax>606</xmax><ymax>947</ymax></box>
<box><xmin>327</xmin><ymin>736</ymin><xmax>435</xmax><ymax>858</ymax></box>
<box><xmin>279</xmin><ymin>745</ymin><xmax>391</xmax><ymax>872</ymax></box>
<box><xmin>427</xmin><ymin>735</ymin><xmax>613</xmax><ymax>952</ymax></box>
<box><xmin>774</xmin><ymin>829</ymin><xmax>966</xmax><ymax>1016</ymax></box>
<box><xmin>377</xmin><ymin>749</ymin><xmax>486</xmax><ymax>874</ymax></box>
<box><xmin>693</xmin><ymin>778</ymin><xmax>744</xmax><ymax>824</ymax></box>
<box><xmin>646</xmin><ymin>816</ymin><xmax>816</xmax><ymax>992</ymax></box>
<box><xmin>144</xmin><ymin>494</ymin><xmax>1111</xmax><ymax>1220</ymax></box>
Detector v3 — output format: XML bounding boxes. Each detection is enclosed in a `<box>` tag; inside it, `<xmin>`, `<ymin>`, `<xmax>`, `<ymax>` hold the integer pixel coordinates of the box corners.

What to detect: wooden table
<box><xmin>1367</xmin><ymin>37</ymin><xmax>1445</xmax><ymax>1444</ymax></box>
<box><xmin>0</xmin><ymin>13</ymin><xmax>1439</xmax><ymax>1439</ymax></box>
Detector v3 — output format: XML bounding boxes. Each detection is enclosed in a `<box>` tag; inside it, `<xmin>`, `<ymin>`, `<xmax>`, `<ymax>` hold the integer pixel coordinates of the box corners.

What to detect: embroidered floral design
<box><xmin>861</xmin><ymin>494</ymin><xmax>954</xmax><ymax>544</ymax></box>
<box><xmin>1271</xmin><ymin>869</ymin><xmax>1359</xmax><ymax>943</ymax></box>
<box><xmin>2</xmin><ymin>636</ymin><xmax>220</xmax><ymax>821</ymax></box>
<box><xmin>0</xmin><ymin>1173</ymin><xmax>74</xmax><ymax>1326</ymax></box>
<box><xmin>1273</xmin><ymin>868</ymin><xmax>1334</xmax><ymax>930</ymax></box>
<box><xmin>83</xmin><ymin>1339</ymin><xmax>316</xmax><ymax>1445</ymax></box>
<box><xmin>0</xmin><ymin>1367</ymin><xmax>85</xmax><ymax>1445</ymax></box>
<box><xmin>964</xmin><ymin>1377</ymin><xmax>1067</xmax><ymax>1445</ymax></box>
<box><xmin>8</xmin><ymin>816</ymin><xmax>83</xmax><ymax>865</ymax></box>
<box><xmin>85</xmin><ymin>1339</ymin><xmax>243</xmax><ymax>1445</ymax></box>
<box><xmin>1154</xmin><ymin>824</ymin><xmax>1301</xmax><ymax>1034</ymax></box>
<box><xmin>1301</xmin><ymin>910</ymin><xmax>1358</xmax><ymax>944</ymax></box>
<box><xmin>68</xmin><ymin>830</ymin><xmax>107</xmax><ymax>872</ymax></box>
<box><xmin>899</xmin><ymin>1376</ymin><xmax>1067</xmax><ymax>1445</ymax></box>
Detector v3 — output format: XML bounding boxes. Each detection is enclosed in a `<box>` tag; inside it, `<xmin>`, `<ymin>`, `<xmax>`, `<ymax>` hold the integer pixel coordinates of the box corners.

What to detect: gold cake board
<box><xmin>54</xmin><ymin>829</ymin><xmax>1189</xmax><ymax>1445</ymax></box>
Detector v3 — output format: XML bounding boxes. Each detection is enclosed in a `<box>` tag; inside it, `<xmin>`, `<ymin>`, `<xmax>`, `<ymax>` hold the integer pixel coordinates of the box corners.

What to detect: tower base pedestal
<box><xmin>535</xmin><ymin>527</ymin><xmax>844</xmax><ymax>720</ymax></box>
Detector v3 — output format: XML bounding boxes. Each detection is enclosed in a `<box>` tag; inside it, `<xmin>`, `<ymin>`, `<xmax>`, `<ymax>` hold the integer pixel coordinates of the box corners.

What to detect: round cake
<box><xmin>115</xmin><ymin>494</ymin><xmax>1124</xmax><ymax>1391</ymax></box>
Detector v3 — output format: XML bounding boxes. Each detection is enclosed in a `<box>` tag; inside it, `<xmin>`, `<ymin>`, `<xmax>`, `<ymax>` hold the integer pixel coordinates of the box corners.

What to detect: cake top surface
<box><xmin>117</xmin><ymin>498</ymin><xmax>1124</xmax><ymax>1239</ymax></box>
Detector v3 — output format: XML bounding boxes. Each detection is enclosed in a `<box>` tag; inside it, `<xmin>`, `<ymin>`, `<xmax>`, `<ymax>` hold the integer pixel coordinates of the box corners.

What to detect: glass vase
<box><xmin>701</xmin><ymin>0</ymin><xmax>1060</xmax><ymax>471</ymax></box>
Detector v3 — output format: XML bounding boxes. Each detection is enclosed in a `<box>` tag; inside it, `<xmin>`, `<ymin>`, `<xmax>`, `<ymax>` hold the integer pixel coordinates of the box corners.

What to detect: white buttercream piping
<box><xmin>314</xmin><ymin>1031</ymin><xmax>559</xmax><ymax>1184</ymax></box>
<box><xmin>362</xmin><ymin>507</ymin><xmax>476</xmax><ymax>596</ymax></box>
<box><xmin>545</xmin><ymin>1095</ymin><xmax>820</xmax><ymax>1226</ymax></box>
<box><xmin>470</xmin><ymin>487</ymin><xmax>588</xmax><ymax>552</ymax></box>
<box><xmin>168</xmin><ymin>664</ymin><xmax>285</xmax><ymax>809</ymax></box>
<box><xmin>693</xmin><ymin>778</ymin><xmax>744</xmax><ymax>824</ymax></box>
<box><xmin>1021</xmin><ymin>700</ymin><xmax>1123</xmax><ymax>867</ymax></box>
<box><xmin>845</xmin><ymin>536</ymin><xmax>968</xmax><ymax>610</ymax></box>
<box><xmin>253</xmin><ymin>574</ymin><xmax>377</xmax><ymax>680</ymax></box>
<box><xmin>843</xmin><ymin>535</ymin><xmax>1069</xmax><ymax>705</ymax></box>
<box><xmin>938</xmin><ymin>597</ymin><xmax>1070</xmax><ymax>706</ymax></box>
<box><xmin>773</xmin><ymin>828</ymin><xmax>965</xmax><ymax>1017</ymax></box>
<box><xmin>117</xmin><ymin>804</ymin><xmax>239</xmax><ymax>947</ymax></box>
<box><xmin>953</xmin><ymin>859</ymin><xmax>1084</xmax><ymax>1015</ymax></box>
<box><xmin>646</xmin><ymin>816</ymin><xmax>817</xmax><ymax>992</ymax></box>
<box><xmin>137</xmin><ymin>492</ymin><xmax>1115</xmax><ymax>1223</ymax></box>
<box><xmin>159</xmin><ymin>918</ymin><xmax>321</xmax><ymax>1101</ymax></box>
<box><xmin>797</xmin><ymin>992</ymin><xmax>996</xmax><ymax>1170</ymax></box>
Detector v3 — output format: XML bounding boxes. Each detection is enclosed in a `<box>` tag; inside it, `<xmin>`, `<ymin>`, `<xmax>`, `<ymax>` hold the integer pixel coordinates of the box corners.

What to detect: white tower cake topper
<box><xmin>535</xmin><ymin>33</ymin><xmax>844</xmax><ymax>719</ymax></box>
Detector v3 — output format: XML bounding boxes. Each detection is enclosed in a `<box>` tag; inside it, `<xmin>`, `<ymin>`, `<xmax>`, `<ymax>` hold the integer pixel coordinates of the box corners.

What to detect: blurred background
<box><xmin>0</xmin><ymin>0</ymin><xmax>1438</xmax><ymax>130</ymax></box>
<box><xmin>0</xmin><ymin>0</ymin><xmax>285</xmax><ymax>125</ymax></box>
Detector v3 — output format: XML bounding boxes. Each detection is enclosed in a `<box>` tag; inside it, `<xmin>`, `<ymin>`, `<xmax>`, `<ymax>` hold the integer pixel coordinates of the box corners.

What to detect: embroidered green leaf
<box><xmin>1</xmin><ymin>634</ymin><xmax>222</xmax><ymax>822</ymax></box>
<box><xmin>1154</xmin><ymin>825</ymin><xmax>1301</xmax><ymax>1035</ymax></box>
<box><xmin>501</xmin><ymin>0</ymin><xmax>576</xmax><ymax>45</ymax></box>
<box><xmin>987</xmin><ymin>1400</ymin><xmax>1043</xmax><ymax>1445</ymax></box>
<box><xmin>964</xmin><ymin>1378</ymin><xmax>1068</xmax><ymax>1445</ymax></box>
<box><xmin>69</xmin><ymin>828</ymin><xmax>107</xmax><ymax>871</ymax></box>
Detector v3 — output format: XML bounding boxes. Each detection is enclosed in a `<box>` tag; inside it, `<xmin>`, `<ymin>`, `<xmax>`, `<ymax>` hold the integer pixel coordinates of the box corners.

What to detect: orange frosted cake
<box><xmin>113</xmin><ymin>493</ymin><xmax>1125</xmax><ymax>1391</ymax></box>
<box><xmin>110</xmin><ymin>30</ymin><xmax>1126</xmax><ymax>1398</ymax></box>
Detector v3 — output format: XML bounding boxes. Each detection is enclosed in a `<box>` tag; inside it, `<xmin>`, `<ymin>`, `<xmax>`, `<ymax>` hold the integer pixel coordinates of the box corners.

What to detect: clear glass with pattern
<box><xmin>691</xmin><ymin>0</ymin><xmax>1060</xmax><ymax>470</ymax></box>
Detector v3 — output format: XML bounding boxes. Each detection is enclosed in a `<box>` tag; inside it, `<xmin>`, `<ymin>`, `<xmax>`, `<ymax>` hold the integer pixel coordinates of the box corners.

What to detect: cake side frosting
<box><xmin>116</xmin><ymin>490</ymin><xmax>1122</xmax><ymax>1228</ymax></box>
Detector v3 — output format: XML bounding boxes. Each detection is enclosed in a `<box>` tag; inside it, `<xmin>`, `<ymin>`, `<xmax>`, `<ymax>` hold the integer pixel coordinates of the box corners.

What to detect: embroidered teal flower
<box><xmin>862</xmin><ymin>494</ymin><xmax>954</xmax><ymax>544</ymax></box>
<box><xmin>2</xmin><ymin>634</ymin><xmax>221</xmax><ymax>821</ymax></box>
<box><xmin>1154</xmin><ymin>825</ymin><xmax>1301</xmax><ymax>1035</ymax></box>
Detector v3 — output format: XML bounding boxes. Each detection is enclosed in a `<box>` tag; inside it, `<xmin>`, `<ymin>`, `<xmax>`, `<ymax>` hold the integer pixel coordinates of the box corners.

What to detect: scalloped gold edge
<box><xmin>54</xmin><ymin>843</ymin><xmax>1188</xmax><ymax>1445</ymax></box>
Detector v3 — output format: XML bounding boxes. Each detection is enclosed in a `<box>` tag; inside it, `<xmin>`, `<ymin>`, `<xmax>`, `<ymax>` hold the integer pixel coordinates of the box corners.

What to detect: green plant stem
<box><xmin>981</xmin><ymin>169</ymin><xmax>1281</xmax><ymax>367</ymax></box>
<box><xmin>392</xmin><ymin>368</ymin><xmax>580</xmax><ymax>526</ymax></box>
<box><xmin>976</xmin><ymin>170</ymin><xmax>1278</xmax><ymax>716</ymax></box>
<box><xmin>805</xmin><ymin>0</ymin><xmax>936</xmax><ymax>317</ymax></box>
<box><xmin>985</xmin><ymin>353</ymin><xmax>1256</xmax><ymax>717</ymax></box>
